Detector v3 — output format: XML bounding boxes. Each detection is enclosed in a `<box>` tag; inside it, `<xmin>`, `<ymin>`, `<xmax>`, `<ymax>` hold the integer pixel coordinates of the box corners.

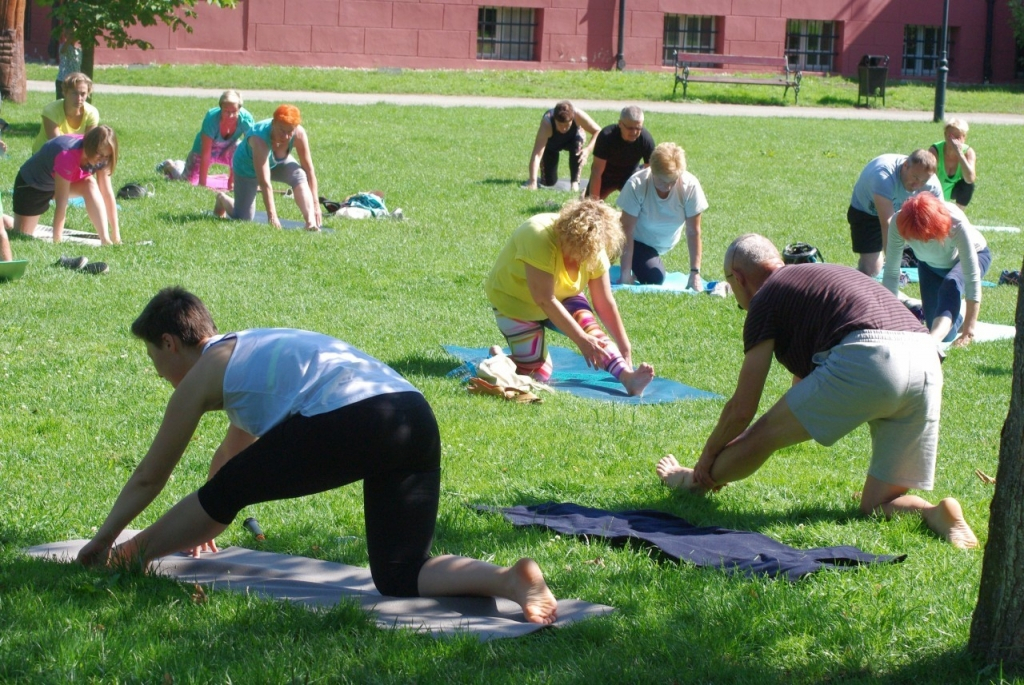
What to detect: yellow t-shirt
<box><xmin>32</xmin><ymin>100</ymin><xmax>101</xmax><ymax>153</ymax></box>
<box><xmin>485</xmin><ymin>213</ymin><xmax>609</xmax><ymax>321</ymax></box>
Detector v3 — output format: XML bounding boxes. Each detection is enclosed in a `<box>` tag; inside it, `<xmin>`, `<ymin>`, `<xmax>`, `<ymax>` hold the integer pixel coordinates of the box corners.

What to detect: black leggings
<box><xmin>951</xmin><ymin>178</ymin><xmax>975</xmax><ymax>206</ymax></box>
<box><xmin>540</xmin><ymin>135</ymin><xmax>583</xmax><ymax>186</ymax></box>
<box><xmin>630</xmin><ymin>240</ymin><xmax>666</xmax><ymax>285</ymax></box>
<box><xmin>197</xmin><ymin>391</ymin><xmax>441</xmax><ymax>597</ymax></box>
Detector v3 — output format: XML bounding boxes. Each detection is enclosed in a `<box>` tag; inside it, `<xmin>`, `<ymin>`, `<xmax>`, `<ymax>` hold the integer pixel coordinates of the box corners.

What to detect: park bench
<box><xmin>672</xmin><ymin>52</ymin><xmax>802</xmax><ymax>103</ymax></box>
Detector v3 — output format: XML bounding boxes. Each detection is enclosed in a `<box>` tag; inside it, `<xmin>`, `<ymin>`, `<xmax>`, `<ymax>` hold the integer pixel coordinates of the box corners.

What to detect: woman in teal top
<box><xmin>929</xmin><ymin>117</ymin><xmax>976</xmax><ymax>208</ymax></box>
<box><xmin>213</xmin><ymin>104</ymin><xmax>321</xmax><ymax>231</ymax></box>
<box><xmin>173</xmin><ymin>90</ymin><xmax>254</xmax><ymax>189</ymax></box>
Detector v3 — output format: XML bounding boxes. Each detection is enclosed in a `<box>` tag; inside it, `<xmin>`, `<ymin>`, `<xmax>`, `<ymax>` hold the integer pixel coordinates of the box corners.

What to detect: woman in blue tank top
<box><xmin>213</xmin><ymin>104</ymin><xmax>322</xmax><ymax>231</ymax></box>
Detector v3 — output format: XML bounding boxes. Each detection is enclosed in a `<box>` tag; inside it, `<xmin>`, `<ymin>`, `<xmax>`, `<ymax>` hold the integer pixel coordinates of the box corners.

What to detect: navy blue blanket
<box><xmin>478</xmin><ymin>502</ymin><xmax>905</xmax><ymax>581</ymax></box>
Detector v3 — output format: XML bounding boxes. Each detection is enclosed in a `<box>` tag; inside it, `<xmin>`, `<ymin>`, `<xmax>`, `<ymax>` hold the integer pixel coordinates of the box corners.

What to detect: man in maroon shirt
<box><xmin>657</xmin><ymin>233</ymin><xmax>977</xmax><ymax>549</ymax></box>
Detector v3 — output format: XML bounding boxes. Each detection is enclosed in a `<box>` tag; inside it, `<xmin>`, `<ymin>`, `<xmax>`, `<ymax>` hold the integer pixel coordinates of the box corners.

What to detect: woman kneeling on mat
<box><xmin>882</xmin><ymin>191</ymin><xmax>990</xmax><ymax>346</ymax></box>
<box><xmin>77</xmin><ymin>288</ymin><xmax>557</xmax><ymax>625</ymax></box>
<box><xmin>14</xmin><ymin>125</ymin><xmax>120</xmax><ymax>245</ymax></box>
<box><xmin>160</xmin><ymin>90</ymin><xmax>255</xmax><ymax>189</ymax></box>
<box><xmin>213</xmin><ymin>104</ymin><xmax>322</xmax><ymax>231</ymax></box>
<box><xmin>485</xmin><ymin>197</ymin><xmax>655</xmax><ymax>396</ymax></box>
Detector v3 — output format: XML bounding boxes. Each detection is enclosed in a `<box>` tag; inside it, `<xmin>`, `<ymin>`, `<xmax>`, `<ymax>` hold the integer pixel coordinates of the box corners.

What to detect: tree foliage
<box><xmin>38</xmin><ymin>0</ymin><xmax>235</xmax><ymax>50</ymax></box>
<box><xmin>1010</xmin><ymin>0</ymin><xmax>1024</xmax><ymax>47</ymax></box>
<box><xmin>37</xmin><ymin>0</ymin><xmax>236</xmax><ymax>79</ymax></box>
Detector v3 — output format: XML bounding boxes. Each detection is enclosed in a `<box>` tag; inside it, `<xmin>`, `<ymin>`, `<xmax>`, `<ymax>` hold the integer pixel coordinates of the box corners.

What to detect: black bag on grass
<box><xmin>117</xmin><ymin>183</ymin><xmax>153</xmax><ymax>200</ymax></box>
<box><xmin>782</xmin><ymin>243</ymin><xmax>825</xmax><ymax>265</ymax></box>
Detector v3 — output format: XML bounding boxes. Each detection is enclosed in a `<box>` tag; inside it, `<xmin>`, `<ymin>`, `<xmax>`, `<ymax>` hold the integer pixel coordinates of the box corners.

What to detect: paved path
<box><xmin>28</xmin><ymin>80</ymin><xmax>1024</xmax><ymax>126</ymax></box>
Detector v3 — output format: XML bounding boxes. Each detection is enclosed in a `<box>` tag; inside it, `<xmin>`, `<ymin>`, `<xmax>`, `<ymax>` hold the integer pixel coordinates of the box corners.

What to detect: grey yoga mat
<box><xmin>25</xmin><ymin>535</ymin><xmax>614</xmax><ymax>641</ymax></box>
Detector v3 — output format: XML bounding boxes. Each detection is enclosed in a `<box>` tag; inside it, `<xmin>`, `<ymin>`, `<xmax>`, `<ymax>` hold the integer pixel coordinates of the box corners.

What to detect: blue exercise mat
<box><xmin>478</xmin><ymin>502</ymin><xmax>905</xmax><ymax>581</ymax></box>
<box><xmin>875</xmin><ymin>267</ymin><xmax>996</xmax><ymax>288</ymax></box>
<box><xmin>608</xmin><ymin>265</ymin><xmax>722</xmax><ymax>294</ymax></box>
<box><xmin>65</xmin><ymin>196</ymin><xmax>122</xmax><ymax>210</ymax></box>
<box><xmin>444</xmin><ymin>345</ymin><xmax>720</xmax><ymax>404</ymax></box>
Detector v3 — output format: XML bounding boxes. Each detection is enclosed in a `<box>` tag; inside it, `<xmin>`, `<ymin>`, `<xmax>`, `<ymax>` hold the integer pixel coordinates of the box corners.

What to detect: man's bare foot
<box><xmin>923</xmin><ymin>497</ymin><xmax>979</xmax><ymax>549</ymax></box>
<box><xmin>507</xmin><ymin>558</ymin><xmax>557</xmax><ymax>625</ymax></box>
<box><xmin>656</xmin><ymin>454</ymin><xmax>706</xmax><ymax>493</ymax></box>
<box><xmin>621</xmin><ymin>362</ymin><xmax>655</xmax><ymax>396</ymax></box>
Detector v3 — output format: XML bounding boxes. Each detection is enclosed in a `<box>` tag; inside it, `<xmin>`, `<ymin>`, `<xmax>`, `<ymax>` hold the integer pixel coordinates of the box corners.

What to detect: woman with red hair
<box><xmin>882</xmin><ymin>192</ymin><xmax>990</xmax><ymax>346</ymax></box>
<box><xmin>214</xmin><ymin>104</ymin><xmax>321</xmax><ymax>230</ymax></box>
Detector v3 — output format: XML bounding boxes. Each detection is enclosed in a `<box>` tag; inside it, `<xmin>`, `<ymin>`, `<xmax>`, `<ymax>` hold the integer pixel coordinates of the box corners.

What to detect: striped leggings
<box><xmin>493</xmin><ymin>294</ymin><xmax>628</xmax><ymax>382</ymax></box>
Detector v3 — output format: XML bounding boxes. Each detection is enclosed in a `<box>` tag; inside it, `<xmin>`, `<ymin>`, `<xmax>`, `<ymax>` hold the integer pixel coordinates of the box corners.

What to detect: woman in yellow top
<box><xmin>32</xmin><ymin>72</ymin><xmax>100</xmax><ymax>154</ymax></box>
<box><xmin>485</xmin><ymin>198</ymin><xmax>654</xmax><ymax>396</ymax></box>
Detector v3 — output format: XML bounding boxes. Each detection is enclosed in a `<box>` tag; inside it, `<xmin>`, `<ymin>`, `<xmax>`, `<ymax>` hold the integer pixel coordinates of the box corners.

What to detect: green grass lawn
<box><xmin>25</xmin><ymin>61</ymin><xmax>1024</xmax><ymax>114</ymax></box>
<box><xmin>0</xmin><ymin>85</ymin><xmax>1022</xmax><ymax>683</ymax></box>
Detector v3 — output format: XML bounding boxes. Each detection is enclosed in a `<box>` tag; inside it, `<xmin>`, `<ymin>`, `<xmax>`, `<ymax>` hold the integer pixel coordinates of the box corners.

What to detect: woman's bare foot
<box><xmin>656</xmin><ymin>454</ymin><xmax>705</xmax><ymax>493</ymax></box>
<box><xmin>923</xmin><ymin>497</ymin><xmax>979</xmax><ymax>549</ymax></box>
<box><xmin>213</xmin><ymin>192</ymin><xmax>231</xmax><ymax>218</ymax></box>
<box><xmin>508</xmin><ymin>558</ymin><xmax>558</xmax><ymax>625</ymax></box>
<box><xmin>621</xmin><ymin>362</ymin><xmax>655</xmax><ymax>396</ymax></box>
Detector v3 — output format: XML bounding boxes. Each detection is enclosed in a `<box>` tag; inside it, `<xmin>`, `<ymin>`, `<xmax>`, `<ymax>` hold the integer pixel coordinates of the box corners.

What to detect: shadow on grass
<box><xmin>2</xmin><ymin>122</ymin><xmax>42</xmax><ymax>139</ymax></box>
<box><xmin>656</xmin><ymin>492</ymin><xmax>859</xmax><ymax>532</ymax></box>
<box><xmin>0</xmin><ymin>522</ymin><xmax>54</xmax><ymax>548</ymax></box>
<box><xmin>816</xmin><ymin>95</ymin><xmax>857</xmax><ymax>106</ymax></box>
<box><xmin>526</xmin><ymin>199</ymin><xmax>568</xmax><ymax>215</ymax></box>
<box><xmin>885</xmin><ymin>646</ymin><xmax>995</xmax><ymax>684</ymax></box>
<box><xmin>976</xmin><ymin>365</ymin><xmax>1012</xmax><ymax>377</ymax></box>
<box><xmin>387</xmin><ymin>352</ymin><xmax>462</xmax><ymax>379</ymax></box>
<box><xmin>0</xmin><ymin>554</ymin><xmax>378</xmax><ymax>680</ymax></box>
<box><xmin>479</xmin><ymin>178</ymin><xmax>521</xmax><ymax>186</ymax></box>
<box><xmin>158</xmin><ymin>210</ymin><xmax>221</xmax><ymax>225</ymax></box>
<box><xmin>6</xmin><ymin>226</ymin><xmax>57</xmax><ymax>243</ymax></box>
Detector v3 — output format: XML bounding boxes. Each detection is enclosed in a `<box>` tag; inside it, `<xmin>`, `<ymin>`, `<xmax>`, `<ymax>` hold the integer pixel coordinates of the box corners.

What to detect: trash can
<box><xmin>857</xmin><ymin>55</ymin><xmax>889</xmax><ymax>107</ymax></box>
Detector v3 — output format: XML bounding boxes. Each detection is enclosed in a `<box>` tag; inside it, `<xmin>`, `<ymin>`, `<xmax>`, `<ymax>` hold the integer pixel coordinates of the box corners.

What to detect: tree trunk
<box><xmin>969</xmin><ymin>256</ymin><xmax>1024</xmax><ymax>671</ymax></box>
<box><xmin>0</xmin><ymin>0</ymin><xmax>26</xmax><ymax>103</ymax></box>
<box><xmin>81</xmin><ymin>42</ymin><xmax>94</xmax><ymax>81</ymax></box>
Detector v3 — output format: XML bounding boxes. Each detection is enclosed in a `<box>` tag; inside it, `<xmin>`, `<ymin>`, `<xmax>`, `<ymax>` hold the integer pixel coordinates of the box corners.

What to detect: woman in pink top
<box><xmin>13</xmin><ymin>125</ymin><xmax>121</xmax><ymax>245</ymax></box>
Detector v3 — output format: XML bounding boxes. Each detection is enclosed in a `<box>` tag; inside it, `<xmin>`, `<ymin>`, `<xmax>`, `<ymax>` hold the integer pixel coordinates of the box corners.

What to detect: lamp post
<box><xmin>615</xmin><ymin>0</ymin><xmax>626</xmax><ymax>70</ymax></box>
<box><xmin>933</xmin><ymin>0</ymin><xmax>951</xmax><ymax>122</ymax></box>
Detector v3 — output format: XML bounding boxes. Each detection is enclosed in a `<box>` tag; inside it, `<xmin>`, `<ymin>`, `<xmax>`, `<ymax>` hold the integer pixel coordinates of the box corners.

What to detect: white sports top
<box><xmin>203</xmin><ymin>328</ymin><xmax>418</xmax><ymax>437</ymax></box>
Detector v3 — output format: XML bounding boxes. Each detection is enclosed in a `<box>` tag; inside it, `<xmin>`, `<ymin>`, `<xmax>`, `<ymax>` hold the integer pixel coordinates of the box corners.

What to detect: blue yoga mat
<box><xmin>875</xmin><ymin>267</ymin><xmax>996</xmax><ymax>288</ymax></box>
<box><xmin>444</xmin><ymin>345</ymin><xmax>721</xmax><ymax>404</ymax></box>
<box><xmin>478</xmin><ymin>502</ymin><xmax>905</xmax><ymax>581</ymax></box>
<box><xmin>65</xmin><ymin>196</ymin><xmax>122</xmax><ymax>210</ymax></box>
<box><xmin>608</xmin><ymin>265</ymin><xmax>722</xmax><ymax>294</ymax></box>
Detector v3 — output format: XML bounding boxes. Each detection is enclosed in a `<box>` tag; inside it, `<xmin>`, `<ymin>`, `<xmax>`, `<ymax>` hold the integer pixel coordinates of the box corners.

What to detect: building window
<box><xmin>663</xmin><ymin>15</ymin><xmax>718</xmax><ymax>66</ymax></box>
<box><xmin>477</xmin><ymin>7</ymin><xmax>537</xmax><ymax>61</ymax></box>
<box><xmin>903</xmin><ymin>25</ymin><xmax>956</xmax><ymax>77</ymax></box>
<box><xmin>785</xmin><ymin>20</ymin><xmax>837</xmax><ymax>72</ymax></box>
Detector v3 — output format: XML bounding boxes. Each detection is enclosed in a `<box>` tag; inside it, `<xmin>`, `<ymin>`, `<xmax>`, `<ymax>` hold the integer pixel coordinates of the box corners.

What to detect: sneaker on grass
<box><xmin>82</xmin><ymin>262</ymin><xmax>109</xmax><ymax>275</ymax></box>
<box><xmin>55</xmin><ymin>256</ymin><xmax>88</xmax><ymax>270</ymax></box>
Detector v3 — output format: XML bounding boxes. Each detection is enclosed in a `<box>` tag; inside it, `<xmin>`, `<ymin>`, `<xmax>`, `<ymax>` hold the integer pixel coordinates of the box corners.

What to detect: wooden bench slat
<box><xmin>674</xmin><ymin>53</ymin><xmax>788</xmax><ymax>68</ymax></box>
<box><xmin>672</xmin><ymin>51</ymin><xmax>801</xmax><ymax>103</ymax></box>
<box><xmin>685</xmin><ymin>76</ymin><xmax>791</xmax><ymax>85</ymax></box>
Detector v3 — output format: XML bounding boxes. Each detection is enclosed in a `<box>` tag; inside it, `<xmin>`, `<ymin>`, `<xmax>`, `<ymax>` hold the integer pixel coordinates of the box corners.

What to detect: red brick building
<box><xmin>23</xmin><ymin>0</ymin><xmax>1021</xmax><ymax>83</ymax></box>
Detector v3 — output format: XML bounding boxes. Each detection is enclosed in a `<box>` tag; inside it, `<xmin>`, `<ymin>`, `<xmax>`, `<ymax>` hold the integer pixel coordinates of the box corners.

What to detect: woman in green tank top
<box><xmin>929</xmin><ymin>117</ymin><xmax>976</xmax><ymax>208</ymax></box>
